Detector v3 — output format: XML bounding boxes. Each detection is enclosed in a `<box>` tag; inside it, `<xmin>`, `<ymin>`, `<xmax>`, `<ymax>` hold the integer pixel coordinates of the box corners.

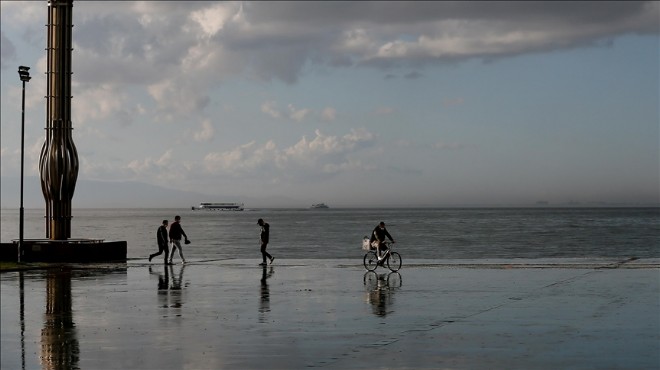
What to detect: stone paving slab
<box><xmin>1</xmin><ymin>258</ymin><xmax>658</xmax><ymax>369</ymax></box>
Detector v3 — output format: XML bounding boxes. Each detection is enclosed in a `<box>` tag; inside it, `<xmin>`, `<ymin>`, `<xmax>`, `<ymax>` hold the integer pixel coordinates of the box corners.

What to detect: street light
<box><xmin>18</xmin><ymin>66</ymin><xmax>31</xmax><ymax>263</ymax></box>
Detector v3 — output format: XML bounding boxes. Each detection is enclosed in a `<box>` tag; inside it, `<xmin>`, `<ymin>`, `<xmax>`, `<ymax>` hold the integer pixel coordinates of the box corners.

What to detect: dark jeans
<box><xmin>150</xmin><ymin>243</ymin><xmax>169</xmax><ymax>263</ymax></box>
<box><xmin>261</xmin><ymin>242</ymin><xmax>272</xmax><ymax>263</ymax></box>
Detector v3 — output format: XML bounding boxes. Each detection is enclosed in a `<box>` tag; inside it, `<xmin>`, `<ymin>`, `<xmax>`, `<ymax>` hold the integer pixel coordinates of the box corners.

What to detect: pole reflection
<box><xmin>363</xmin><ymin>271</ymin><xmax>402</xmax><ymax>316</ymax></box>
<box><xmin>40</xmin><ymin>268</ymin><xmax>80</xmax><ymax>370</ymax></box>
<box><xmin>19</xmin><ymin>271</ymin><xmax>26</xmax><ymax>370</ymax></box>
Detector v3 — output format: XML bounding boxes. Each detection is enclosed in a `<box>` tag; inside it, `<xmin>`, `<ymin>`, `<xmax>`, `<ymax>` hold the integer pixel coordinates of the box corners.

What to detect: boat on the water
<box><xmin>311</xmin><ymin>203</ymin><xmax>329</xmax><ymax>209</ymax></box>
<box><xmin>192</xmin><ymin>202</ymin><xmax>244</xmax><ymax>211</ymax></box>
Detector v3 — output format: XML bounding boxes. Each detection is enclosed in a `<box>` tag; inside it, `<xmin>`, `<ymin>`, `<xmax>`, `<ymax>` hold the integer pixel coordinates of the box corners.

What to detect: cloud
<box><xmin>124</xmin><ymin>150</ymin><xmax>178</xmax><ymax>182</ymax></box>
<box><xmin>189</xmin><ymin>2</ymin><xmax>240</xmax><ymax>38</ymax></box>
<box><xmin>261</xmin><ymin>101</ymin><xmax>315</xmax><ymax>122</ymax></box>
<box><xmin>72</xmin><ymin>83</ymin><xmax>130</xmax><ymax>128</ymax></box>
<box><xmin>29</xmin><ymin>3</ymin><xmax>660</xmax><ymax>93</ymax></box>
<box><xmin>193</xmin><ymin>119</ymin><xmax>215</xmax><ymax>142</ymax></box>
<box><xmin>287</xmin><ymin>104</ymin><xmax>311</xmax><ymax>122</ymax></box>
<box><xmin>261</xmin><ymin>100</ymin><xmax>281</xmax><ymax>119</ymax></box>
<box><xmin>202</xmin><ymin>128</ymin><xmax>375</xmax><ymax>178</ymax></box>
<box><xmin>321</xmin><ymin>107</ymin><xmax>337</xmax><ymax>121</ymax></box>
<box><xmin>4</xmin><ymin>1</ymin><xmax>654</xmax><ymax>127</ymax></box>
<box><xmin>0</xmin><ymin>31</ymin><xmax>17</xmax><ymax>69</ymax></box>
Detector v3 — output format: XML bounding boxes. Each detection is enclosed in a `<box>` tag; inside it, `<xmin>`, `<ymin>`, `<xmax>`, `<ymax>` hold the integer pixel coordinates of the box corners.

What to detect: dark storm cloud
<box><xmin>52</xmin><ymin>1</ymin><xmax>660</xmax><ymax>114</ymax></box>
<box><xmin>245</xmin><ymin>1</ymin><xmax>655</xmax><ymax>29</ymax></box>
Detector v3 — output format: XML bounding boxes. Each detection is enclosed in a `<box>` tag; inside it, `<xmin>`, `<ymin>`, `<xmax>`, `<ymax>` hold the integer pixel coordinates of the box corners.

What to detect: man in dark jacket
<box><xmin>168</xmin><ymin>215</ymin><xmax>188</xmax><ymax>264</ymax></box>
<box><xmin>370</xmin><ymin>222</ymin><xmax>395</xmax><ymax>263</ymax></box>
<box><xmin>149</xmin><ymin>219</ymin><xmax>170</xmax><ymax>263</ymax></box>
<box><xmin>258</xmin><ymin>218</ymin><xmax>274</xmax><ymax>266</ymax></box>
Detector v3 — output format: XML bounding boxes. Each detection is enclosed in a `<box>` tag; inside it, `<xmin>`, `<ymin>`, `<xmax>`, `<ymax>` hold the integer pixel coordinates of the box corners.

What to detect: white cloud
<box><xmin>125</xmin><ymin>150</ymin><xmax>177</xmax><ymax>182</ymax></box>
<box><xmin>203</xmin><ymin>141</ymin><xmax>268</xmax><ymax>173</ymax></box>
<box><xmin>321</xmin><ymin>107</ymin><xmax>337</xmax><ymax>121</ymax></box>
<box><xmin>189</xmin><ymin>3</ymin><xmax>240</xmax><ymax>38</ymax></box>
<box><xmin>193</xmin><ymin>119</ymin><xmax>215</xmax><ymax>142</ymax></box>
<box><xmin>287</xmin><ymin>104</ymin><xmax>311</xmax><ymax>122</ymax></box>
<box><xmin>261</xmin><ymin>100</ymin><xmax>281</xmax><ymax>119</ymax></box>
<box><xmin>261</xmin><ymin>101</ymin><xmax>314</xmax><ymax>123</ymax></box>
<box><xmin>72</xmin><ymin>83</ymin><xmax>127</xmax><ymax>127</ymax></box>
<box><xmin>202</xmin><ymin>128</ymin><xmax>375</xmax><ymax>178</ymax></box>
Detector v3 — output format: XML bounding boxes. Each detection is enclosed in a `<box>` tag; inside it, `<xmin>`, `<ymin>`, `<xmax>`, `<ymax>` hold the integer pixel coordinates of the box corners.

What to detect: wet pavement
<box><xmin>1</xmin><ymin>258</ymin><xmax>659</xmax><ymax>369</ymax></box>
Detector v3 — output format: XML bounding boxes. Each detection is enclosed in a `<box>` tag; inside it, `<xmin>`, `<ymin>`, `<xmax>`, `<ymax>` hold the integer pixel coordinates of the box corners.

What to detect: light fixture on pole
<box><xmin>18</xmin><ymin>66</ymin><xmax>31</xmax><ymax>262</ymax></box>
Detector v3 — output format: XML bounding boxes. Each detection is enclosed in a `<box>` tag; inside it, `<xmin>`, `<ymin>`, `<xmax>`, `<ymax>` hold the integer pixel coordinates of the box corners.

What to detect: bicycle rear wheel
<box><xmin>387</xmin><ymin>252</ymin><xmax>402</xmax><ymax>272</ymax></box>
<box><xmin>363</xmin><ymin>251</ymin><xmax>378</xmax><ymax>271</ymax></box>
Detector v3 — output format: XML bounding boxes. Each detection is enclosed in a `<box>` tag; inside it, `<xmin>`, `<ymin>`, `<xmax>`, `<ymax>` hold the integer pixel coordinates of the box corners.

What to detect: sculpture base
<box><xmin>0</xmin><ymin>239</ymin><xmax>127</xmax><ymax>263</ymax></box>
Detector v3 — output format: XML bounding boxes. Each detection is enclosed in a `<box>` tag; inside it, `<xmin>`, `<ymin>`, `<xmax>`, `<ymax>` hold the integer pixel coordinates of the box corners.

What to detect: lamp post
<box><xmin>18</xmin><ymin>66</ymin><xmax>31</xmax><ymax>262</ymax></box>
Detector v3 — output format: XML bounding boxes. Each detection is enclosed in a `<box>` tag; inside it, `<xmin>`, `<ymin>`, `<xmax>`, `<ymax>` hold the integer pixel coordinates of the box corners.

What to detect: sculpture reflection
<box><xmin>40</xmin><ymin>268</ymin><xmax>79</xmax><ymax>370</ymax></box>
<box><xmin>363</xmin><ymin>271</ymin><xmax>402</xmax><ymax>317</ymax></box>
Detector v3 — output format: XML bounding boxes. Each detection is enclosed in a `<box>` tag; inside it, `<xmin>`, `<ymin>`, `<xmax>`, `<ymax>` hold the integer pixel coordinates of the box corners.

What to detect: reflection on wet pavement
<box><xmin>363</xmin><ymin>271</ymin><xmax>402</xmax><ymax>316</ymax></box>
<box><xmin>40</xmin><ymin>268</ymin><xmax>80</xmax><ymax>370</ymax></box>
<box><xmin>259</xmin><ymin>266</ymin><xmax>274</xmax><ymax>323</ymax></box>
<box><xmin>1</xmin><ymin>259</ymin><xmax>658</xmax><ymax>369</ymax></box>
<box><xmin>150</xmin><ymin>265</ymin><xmax>188</xmax><ymax>312</ymax></box>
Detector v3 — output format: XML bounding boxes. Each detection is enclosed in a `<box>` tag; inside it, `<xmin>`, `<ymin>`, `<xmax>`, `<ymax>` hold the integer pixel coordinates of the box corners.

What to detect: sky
<box><xmin>1</xmin><ymin>1</ymin><xmax>658</xmax><ymax>208</ymax></box>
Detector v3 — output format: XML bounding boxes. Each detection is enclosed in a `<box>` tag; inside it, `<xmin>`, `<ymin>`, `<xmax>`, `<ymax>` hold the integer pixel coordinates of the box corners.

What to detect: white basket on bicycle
<box><xmin>362</xmin><ymin>236</ymin><xmax>378</xmax><ymax>251</ymax></box>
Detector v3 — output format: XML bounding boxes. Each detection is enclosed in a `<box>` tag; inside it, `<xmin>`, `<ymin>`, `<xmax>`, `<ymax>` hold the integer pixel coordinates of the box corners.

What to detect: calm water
<box><xmin>1</xmin><ymin>207</ymin><xmax>658</xmax><ymax>260</ymax></box>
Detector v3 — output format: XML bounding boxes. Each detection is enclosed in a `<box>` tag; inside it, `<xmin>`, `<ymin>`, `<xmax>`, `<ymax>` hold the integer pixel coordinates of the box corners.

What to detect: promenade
<box><xmin>1</xmin><ymin>258</ymin><xmax>658</xmax><ymax>369</ymax></box>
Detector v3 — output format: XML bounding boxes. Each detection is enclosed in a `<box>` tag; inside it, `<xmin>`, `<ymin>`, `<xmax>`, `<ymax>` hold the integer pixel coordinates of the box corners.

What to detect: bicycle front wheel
<box><xmin>387</xmin><ymin>252</ymin><xmax>402</xmax><ymax>272</ymax></box>
<box><xmin>363</xmin><ymin>251</ymin><xmax>378</xmax><ymax>271</ymax></box>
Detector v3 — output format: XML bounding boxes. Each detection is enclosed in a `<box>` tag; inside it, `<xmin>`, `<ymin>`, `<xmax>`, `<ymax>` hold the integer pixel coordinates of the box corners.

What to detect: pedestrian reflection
<box><xmin>168</xmin><ymin>264</ymin><xmax>187</xmax><ymax>310</ymax></box>
<box><xmin>259</xmin><ymin>265</ymin><xmax>274</xmax><ymax>323</ymax></box>
<box><xmin>149</xmin><ymin>266</ymin><xmax>169</xmax><ymax>309</ymax></box>
<box><xmin>40</xmin><ymin>268</ymin><xmax>80</xmax><ymax>370</ymax></box>
<box><xmin>149</xmin><ymin>264</ymin><xmax>187</xmax><ymax>312</ymax></box>
<box><xmin>363</xmin><ymin>271</ymin><xmax>402</xmax><ymax>317</ymax></box>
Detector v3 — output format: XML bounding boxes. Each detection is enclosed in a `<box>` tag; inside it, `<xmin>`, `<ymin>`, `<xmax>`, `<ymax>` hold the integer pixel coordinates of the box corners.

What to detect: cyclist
<box><xmin>369</xmin><ymin>222</ymin><xmax>395</xmax><ymax>265</ymax></box>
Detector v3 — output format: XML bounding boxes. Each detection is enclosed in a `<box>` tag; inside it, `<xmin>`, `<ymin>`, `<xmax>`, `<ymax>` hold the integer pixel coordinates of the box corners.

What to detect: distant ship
<box><xmin>311</xmin><ymin>203</ymin><xmax>329</xmax><ymax>209</ymax></box>
<box><xmin>192</xmin><ymin>202</ymin><xmax>244</xmax><ymax>211</ymax></box>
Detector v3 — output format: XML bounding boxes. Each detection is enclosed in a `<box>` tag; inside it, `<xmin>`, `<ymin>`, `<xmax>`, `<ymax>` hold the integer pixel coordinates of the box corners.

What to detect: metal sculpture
<box><xmin>39</xmin><ymin>0</ymin><xmax>79</xmax><ymax>240</ymax></box>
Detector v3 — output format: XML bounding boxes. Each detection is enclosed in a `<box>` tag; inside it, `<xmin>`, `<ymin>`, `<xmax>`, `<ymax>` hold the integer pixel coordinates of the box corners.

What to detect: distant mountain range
<box><xmin>2</xmin><ymin>176</ymin><xmax>655</xmax><ymax>209</ymax></box>
<box><xmin>0</xmin><ymin>176</ymin><xmax>298</xmax><ymax>209</ymax></box>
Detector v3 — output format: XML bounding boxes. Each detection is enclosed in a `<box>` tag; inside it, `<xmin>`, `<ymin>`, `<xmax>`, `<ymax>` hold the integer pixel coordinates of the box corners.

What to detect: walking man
<box><xmin>169</xmin><ymin>215</ymin><xmax>189</xmax><ymax>264</ymax></box>
<box><xmin>257</xmin><ymin>218</ymin><xmax>274</xmax><ymax>266</ymax></box>
<box><xmin>149</xmin><ymin>219</ymin><xmax>169</xmax><ymax>263</ymax></box>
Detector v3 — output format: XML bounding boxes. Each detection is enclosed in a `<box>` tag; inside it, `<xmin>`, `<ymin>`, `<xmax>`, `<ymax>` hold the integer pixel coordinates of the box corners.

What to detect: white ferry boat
<box><xmin>311</xmin><ymin>203</ymin><xmax>329</xmax><ymax>209</ymax></box>
<box><xmin>192</xmin><ymin>202</ymin><xmax>244</xmax><ymax>211</ymax></box>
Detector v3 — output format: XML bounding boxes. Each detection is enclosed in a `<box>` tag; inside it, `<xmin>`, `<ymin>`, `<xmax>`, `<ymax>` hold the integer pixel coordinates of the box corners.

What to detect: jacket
<box><xmin>370</xmin><ymin>226</ymin><xmax>393</xmax><ymax>244</ymax></box>
<box><xmin>169</xmin><ymin>221</ymin><xmax>187</xmax><ymax>240</ymax></box>
<box><xmin>157</xmin><ymin>225</ymin><xmax>168</xmax><ymax>246</ymax></box>
<box><xmin>260</xmin><ymin>223</ymin><xmax>270</xmax><ymax>243</ymax></box>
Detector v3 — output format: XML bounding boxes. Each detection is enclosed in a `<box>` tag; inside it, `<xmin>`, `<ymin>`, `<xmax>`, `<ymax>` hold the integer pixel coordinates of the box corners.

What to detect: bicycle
<box><xmin>363</xmin><ymin>241</ymin><xmax>402</xmax><ymax>272</ymax></box>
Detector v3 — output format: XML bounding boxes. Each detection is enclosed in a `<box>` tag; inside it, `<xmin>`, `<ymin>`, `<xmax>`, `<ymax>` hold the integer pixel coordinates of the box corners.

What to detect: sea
<box><xmin>1</xmin><ymin>207</ymin><xmax>658</xmax><ymax>260</ymax></box>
